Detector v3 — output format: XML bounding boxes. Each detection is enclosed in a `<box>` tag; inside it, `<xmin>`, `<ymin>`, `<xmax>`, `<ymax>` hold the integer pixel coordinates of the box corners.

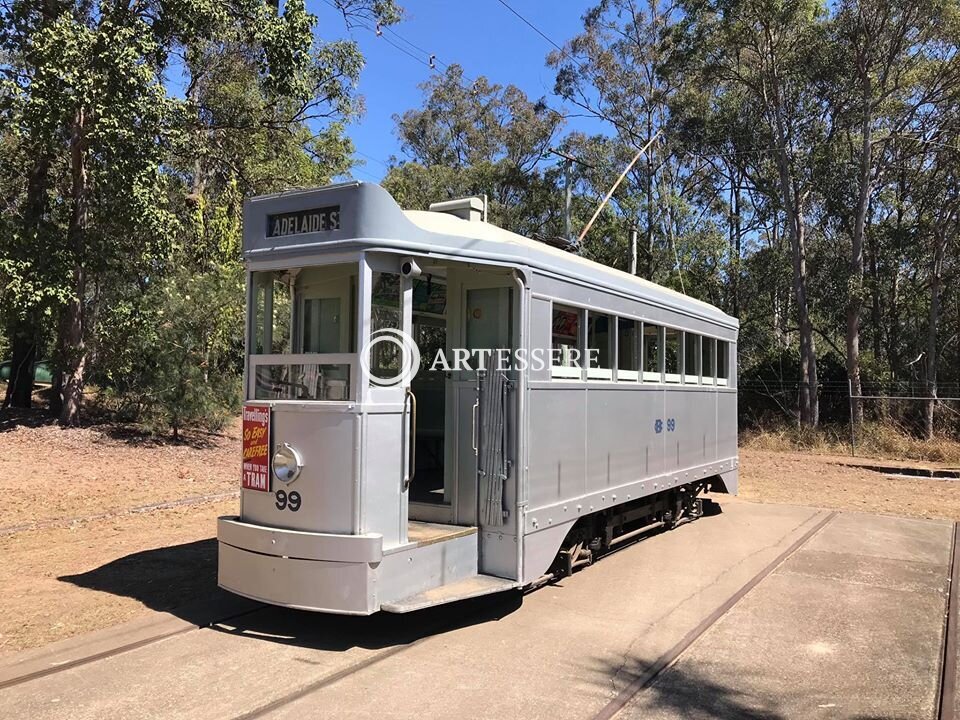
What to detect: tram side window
<box><xmin>642</xmin><ymin>324</ymin><xmax>663</xmax><ymax>382</ymax></box>
<box><xmin>552</xmin><ymin>304</ymin><xmax>583</xmax><ymax>379</ymax></box>
<box><xmin>664</xmin><ymin>328</ymin><xmax>681</xmax><ymax>383</ymax></box>
<box><xmin>587</xmin><ymin>312</ymin><xmax>613</xmax><ymax>380</ymax></box>
<box><xmin>251</xmin><ymin>272</ymin><xmax>292</xmax><ymax>354</ymax></box>
<box><xmin>717</xmin><ymin>340</ymin><xmax>729</xmax><ymax>386</ymax></box>
<box><xmin>370</xmin><ymin>272</ymin><xmax>401</xmax><ymax>382</ymax></box>
<box><xmin>617</xmin><ymin>318</ymin><xmax>639</xmax><ymax>381</ymax></box>
<box><xmin>684</xmin><ymin>332</ymin><xmax>700</xmax><ymax>384</ymax></box>
<box><xmin>702</xmin><ymin>336</ymin><xmax>716</xmax><ymax>385</ymax></box>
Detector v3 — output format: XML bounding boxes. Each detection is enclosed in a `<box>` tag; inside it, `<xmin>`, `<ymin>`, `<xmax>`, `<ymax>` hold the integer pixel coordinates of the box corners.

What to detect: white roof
<box><xmin>403</xmin><ymin>210</ymin><xmax>723</xmax><ymax>316</ymax></box>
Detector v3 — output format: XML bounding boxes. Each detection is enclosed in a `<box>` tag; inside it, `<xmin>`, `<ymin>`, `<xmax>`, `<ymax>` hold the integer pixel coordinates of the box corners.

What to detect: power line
<box><xmin>323</xmin><ymin>0</ymin><xmax>570</xmax><ymax>168</ymax></box>
<box><xmin>322</xmin><ymin>0</ymin><xmax>437</xmax><ymax>69</ymax></box>
<box><xmin>494</xmin><ymin>0</ymin><xmax>565</xmax><ymax>54</ymax></box>
<box><xmin>355</xmin><ymin>150</ymin><xmax>390</xmax><ymax>169</ymax></box>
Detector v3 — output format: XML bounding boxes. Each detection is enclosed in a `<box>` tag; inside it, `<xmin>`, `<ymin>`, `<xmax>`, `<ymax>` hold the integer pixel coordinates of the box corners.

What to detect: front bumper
<box><xmin>217</xmin><ymin>516</ymin><xmax>383</xmax><ymax>614</ymax></box>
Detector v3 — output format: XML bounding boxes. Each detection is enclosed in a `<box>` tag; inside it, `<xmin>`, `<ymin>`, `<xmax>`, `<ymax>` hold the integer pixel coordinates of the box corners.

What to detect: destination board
<box><xmin>267</xmin><ymin>206</ymin><xmax>340</xmax><ymax>237</ymax></box>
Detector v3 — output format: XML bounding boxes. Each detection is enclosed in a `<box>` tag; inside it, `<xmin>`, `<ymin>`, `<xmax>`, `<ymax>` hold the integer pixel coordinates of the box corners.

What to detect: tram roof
<box><xmin>244</xmin><ymin>181</ymin><xmax>738</xmax><ymax>329</ymax></box>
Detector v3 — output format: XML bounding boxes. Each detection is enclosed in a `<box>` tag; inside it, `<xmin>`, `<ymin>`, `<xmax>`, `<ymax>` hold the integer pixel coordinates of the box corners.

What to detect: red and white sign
<box><xmin>242</xmin><ymin>405</ymin><xmax>271</xmax><ymax>492</ymax></box>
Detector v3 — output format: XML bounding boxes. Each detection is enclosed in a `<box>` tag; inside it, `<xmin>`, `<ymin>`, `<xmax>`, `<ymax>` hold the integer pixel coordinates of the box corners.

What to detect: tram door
<box><xmin>452</xmin><ymin>278</ymin><xmax>513</xmax><ymax>528</ymax></box>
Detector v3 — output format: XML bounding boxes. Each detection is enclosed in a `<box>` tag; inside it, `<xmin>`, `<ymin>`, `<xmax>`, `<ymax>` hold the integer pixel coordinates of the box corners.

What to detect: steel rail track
<box><xmin>1</xmin><ymin>505</ymin><xmax>856</xmax><ymax>720</ymax></box>
<box><xmin>938</xmin><ymin>521</ymin><xmax>960</xmax><ymax>720</ymax></box>
<box><xmin>0</xmin><ymin>602</ymin><xmax>265</xmax><ymax>691</ymax></box>
<box><xmin>590</xmin><ymin>509</ymin><xmax>840</xmax><ymax>720</ymax></box>
<box><xmin>0</xmin><ymin>490</ymin><xmax>240</xmax><ymax>537</ymax></box>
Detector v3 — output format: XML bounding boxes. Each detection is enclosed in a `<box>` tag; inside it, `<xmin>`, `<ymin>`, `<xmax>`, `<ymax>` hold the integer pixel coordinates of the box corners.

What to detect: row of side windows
<box><xmin>551</xmin><ymin>303</ymin><xmax>730</xmax><ymax>385</ymax></box>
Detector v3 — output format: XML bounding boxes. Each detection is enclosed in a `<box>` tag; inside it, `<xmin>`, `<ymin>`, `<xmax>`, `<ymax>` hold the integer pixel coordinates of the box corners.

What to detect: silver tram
<box><xmin>218</xmin><ymin>182</ymin><xmax>739</xmax><ymax>614</ymax></box>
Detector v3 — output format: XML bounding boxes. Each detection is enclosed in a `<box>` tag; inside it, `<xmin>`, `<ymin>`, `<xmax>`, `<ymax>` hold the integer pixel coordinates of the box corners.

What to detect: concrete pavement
<box><xmin>0</xmin><ymin>498</ymin><xmax>953</xmax><ymax>720</ymax></box>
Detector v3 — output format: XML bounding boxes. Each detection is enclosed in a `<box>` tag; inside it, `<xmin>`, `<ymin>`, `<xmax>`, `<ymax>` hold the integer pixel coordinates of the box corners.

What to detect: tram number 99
<box><xmin>275</xmin><ymin>490</ymin><xmax>301</xmax><ymax>512</ymax></box>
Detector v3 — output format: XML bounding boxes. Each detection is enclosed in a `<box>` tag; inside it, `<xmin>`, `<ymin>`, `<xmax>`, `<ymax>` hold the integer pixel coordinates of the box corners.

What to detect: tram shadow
<box><xmin>59</xmin><ymin>538</ymin><xmax>233</xmax><ymax>627</ymax></box>
<box><xmin>588</xmin><ymin>654</ymin><xmax>912</xmax><ymax>720</ymax></box>
<box><xmin>212</xmin><ymin>590</ymin><xmax>524</xmax><ymax>653</ymax></box>
<box><xmin>59</xmin><ymin>537</ymin><xmax>523</xmax><ymax>651</ymax></box>
<box><xmin>589</xmin><ymin>655</ymin><xmax>788</xmax><ymax>719</ymax></box>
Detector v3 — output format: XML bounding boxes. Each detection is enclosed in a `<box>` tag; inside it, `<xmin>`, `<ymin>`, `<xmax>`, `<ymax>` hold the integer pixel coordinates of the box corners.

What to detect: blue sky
<box><xmin>311</xmin><ymin>0</ymin><xmax>598</xmax><ymax>182</ymax></box>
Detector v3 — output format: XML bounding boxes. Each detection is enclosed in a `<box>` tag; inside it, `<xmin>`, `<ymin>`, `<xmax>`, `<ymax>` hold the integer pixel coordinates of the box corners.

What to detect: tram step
<box><xmin>381</xmin><ymin>574</ymin><xmax>519</xmax><ymax>613</ymax></box>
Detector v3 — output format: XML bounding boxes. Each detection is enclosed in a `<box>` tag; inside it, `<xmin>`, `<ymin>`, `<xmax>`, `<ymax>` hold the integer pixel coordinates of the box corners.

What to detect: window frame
<box><xmin>246</xmin><ymin>261</ymin><xmax>360</xmax><ymax>403</ymax></box>
<box><xmin>663</xmin><ymin>327</ymin><xmax>682</xmax><ymax>384</ymax></box>
<box><xmin>541</xmin><ymin>295</ymin><xmax>734</xmax><ymax>389</ymax></box>
<box><xmin>551</xmin><ymin>302</ymin><xmax>585</xmax><ymax>380</ymax></box>
<box><xmin>716</xmin><ymin>339</ymin><xmax>729</xmax><ymax>386</ymax></box>
<box><xmin>701</xmin><ymin>336</ymin><xmax>716</xmax><ymax>386</ymax></box>
<box><xmin>684</xmin><ymin>332</ymin><xmax>701</xmax><ymax>385</ymax></box>
<box><xmin>641</xmin><ymin>322</ymin><xmax>664</xmax><ymax>383</ymax></box>
<box><xmin>586</xmin><ymin>310</ymin><xmax>614</xmax><ymax>381</ymax></box>
<box><xmin>616</xmin><ymin>316</ymin><xmax>640</xmax><ymax>382</ymax></box>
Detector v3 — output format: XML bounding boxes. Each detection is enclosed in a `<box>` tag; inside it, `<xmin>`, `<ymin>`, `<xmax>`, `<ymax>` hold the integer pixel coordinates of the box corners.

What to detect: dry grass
<box><xmin>741</xmin><ymin>422</ymin><xmax>960</xmax><ymax>466</ymax></box>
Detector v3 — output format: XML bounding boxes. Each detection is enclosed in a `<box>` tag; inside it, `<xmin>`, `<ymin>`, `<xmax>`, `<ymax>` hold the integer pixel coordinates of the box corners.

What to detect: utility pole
<box><xmin>548</xmin><ymin>148</ymin><xmax>592</xmax><ymax>244</ymax></box>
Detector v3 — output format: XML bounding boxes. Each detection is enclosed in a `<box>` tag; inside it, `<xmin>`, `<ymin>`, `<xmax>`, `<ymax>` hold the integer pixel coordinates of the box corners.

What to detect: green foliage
<box><xmin>383</xmin><ymin>65</ymin><xmax>566</xmax><ymax>239</ymax></box>
<box><xmin>0</xmin><ymin>0</ymin><xmax>402</xmax><ymax>430</ymax></box>
<box><xmin>387</xmin><ymin>1</ymin><xmax>959</xmax><ymax>435</ymax></box>
<box><xmin>95</xmin><ymin>264</ymin><xmax>245</xmax><ymax>436</ymax></box>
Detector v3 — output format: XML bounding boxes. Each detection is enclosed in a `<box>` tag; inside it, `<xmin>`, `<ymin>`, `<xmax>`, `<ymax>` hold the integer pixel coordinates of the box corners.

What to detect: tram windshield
<box><xmin>249</xmin><ymin>263</ymin><xmax>359</xmax><ymax>402</ymax></box>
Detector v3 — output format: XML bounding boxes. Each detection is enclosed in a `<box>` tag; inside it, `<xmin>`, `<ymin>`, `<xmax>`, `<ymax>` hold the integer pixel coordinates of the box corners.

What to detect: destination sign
<box><xmin>267</xmin><ymin>206</ymin><xmax>340</xmax><ymax>238</ymax></box>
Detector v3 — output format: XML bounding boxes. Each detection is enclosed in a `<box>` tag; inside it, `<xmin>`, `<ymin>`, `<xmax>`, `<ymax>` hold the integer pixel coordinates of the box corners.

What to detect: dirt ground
<box><xmin>3</xmin><ymin>416</ymin><xmax>960</xmax><ymax>657</ymax></box>
<box><xmin>739</xmin><ymin>448</ymin><xmax>960</xmax><ymax>520</ymax></box>
<box><xmin>0</xmin><ymin>416</ymin><xmax>241</xmax><ymax>656</ymax></box>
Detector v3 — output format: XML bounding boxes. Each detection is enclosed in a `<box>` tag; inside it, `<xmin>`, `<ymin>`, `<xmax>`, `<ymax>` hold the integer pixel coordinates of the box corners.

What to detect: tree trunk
<box><xmin>846</xmin><ymin>93</ymin><xmax>873</xmax><ymax>427</ymax></box>
<box><xmin>868</xmin><ymin>227</ymin><xmax>882</xmax><ymax>364</ymax></box>
<box><xmin>58</xmin><ymin>107</ymin><xmax>89</xmax><ymax>426</ymax></box>
<box><xmin>4</xmin><ymin>152</ymin><xmax>52</xmax><ymax>409</ymax></box>
<box><xmin>794</xmin><ymin>217</ymin><xmax>819</xmax><ymax>427</ymax></box>
<box><xmin>644</xmin><ymin>114</ymin><xmax>655</xmax><ymax>280</ymax></box>
<box><xmin>3</xmin><ymin>322</ymin><xmax>37</xmax><ymax>409</ymax></box>
<box><xmin>773</xmin><ymin>150</ymin><xmax>819</xmax><ymax>427</ymax></box>
<box><xmin>728</xmin><ymin>162</ymin><xmax>742</xmax><ymax>317</ymax></box>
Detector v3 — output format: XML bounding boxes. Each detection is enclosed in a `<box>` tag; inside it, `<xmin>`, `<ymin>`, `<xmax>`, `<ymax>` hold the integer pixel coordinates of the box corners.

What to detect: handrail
<box><xmin>471</xmin><ymin>399</ymin><xmax>479</xmax><ymax>456</ymax></box>
<box><xmin>403</xmin><ymin>388</ymin><xmax>417</xmax><ymax>491</ymax></box>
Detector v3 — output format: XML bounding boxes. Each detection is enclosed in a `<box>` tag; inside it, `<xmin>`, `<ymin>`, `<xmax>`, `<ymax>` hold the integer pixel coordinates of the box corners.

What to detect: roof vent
<box><xmin>428</xmin><ymin>196</ymin><xmax>486</xmax><ymax>222</ymax></box>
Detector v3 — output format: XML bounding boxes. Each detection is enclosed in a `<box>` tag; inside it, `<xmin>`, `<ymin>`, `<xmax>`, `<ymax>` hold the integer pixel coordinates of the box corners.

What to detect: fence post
<box><xmin>848</xmin><ymin>378</ymin><xmax>857</xmax><ymax>456</ymax></box>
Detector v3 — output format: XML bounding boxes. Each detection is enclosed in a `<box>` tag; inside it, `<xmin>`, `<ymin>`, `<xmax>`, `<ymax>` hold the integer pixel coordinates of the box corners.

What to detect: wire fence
<box><xmin>738</xmin><ymin>379</ymin><xmax>960</xmax><ymax>454</ymax></box>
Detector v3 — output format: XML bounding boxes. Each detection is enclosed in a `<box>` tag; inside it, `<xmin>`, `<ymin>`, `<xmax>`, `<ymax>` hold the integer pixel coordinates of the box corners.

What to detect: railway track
<box><xmin>0</xmin><ymin>600</ymin><xmax>264</xmax><ymax>691</ymax></box>
<box><xmin>939</xmin><ymin>522</ymin><xmax>960</xmax><ymax>720</ymax></box>
<box><xmin>0</xmin><ymin>490</ymin><xmax>240</xmax><ymax>537</ymax></box>
<box><xmin>3</xmin><ymin>508</ymin><xmax>956</xmax><ymax>720</ymax></box>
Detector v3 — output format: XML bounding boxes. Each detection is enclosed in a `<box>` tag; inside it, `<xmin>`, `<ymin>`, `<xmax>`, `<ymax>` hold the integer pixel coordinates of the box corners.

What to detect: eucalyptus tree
<box><xmin>0</xmin><ymin>0</ymin><xmax>400</xmax><ymax>424</ymax></box>
<box><xmin>673</xmin><ymin>0</ymin><xmax>831</xmax><ymax>427</ymax></box>
<box><xmin>549</xmin><ymin>0</ymin><xmax>685</xmax><ymax>279</ymax></box>
<box><xmin>825</xmin><ymin>0</ymin><xmax>960</xmax><ymax>424</ymax></box>
<box><xmin>384</xmin><ymin>64</ymin><xmax>565</xmax><ymax>238</ymax></box>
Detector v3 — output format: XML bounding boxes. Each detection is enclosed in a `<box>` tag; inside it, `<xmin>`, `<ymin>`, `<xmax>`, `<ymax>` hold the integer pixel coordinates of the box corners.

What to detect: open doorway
<box><xmin>409</xmin><ymin>276</ymin><xmax>448</xmax><ymax>505</ymax></box>
<box><xmin>403</xmin><ymin>262</ymin><xmax>515</xmax><ymax>531</ymax></box>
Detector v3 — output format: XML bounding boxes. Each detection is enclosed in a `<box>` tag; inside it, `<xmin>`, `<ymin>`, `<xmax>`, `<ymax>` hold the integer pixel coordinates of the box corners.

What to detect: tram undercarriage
<box><xmin>545</xmin><ymin>480</ymin><xmax>715</xmax><ymax>581</ymax></box>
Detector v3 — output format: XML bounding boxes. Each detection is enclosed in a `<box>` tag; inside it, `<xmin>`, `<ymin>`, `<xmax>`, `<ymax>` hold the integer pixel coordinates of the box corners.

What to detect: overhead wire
<box><xmin>323</xmin><ymin>0</ymin><xmax>578</xmax><ymax>179</ymax></box>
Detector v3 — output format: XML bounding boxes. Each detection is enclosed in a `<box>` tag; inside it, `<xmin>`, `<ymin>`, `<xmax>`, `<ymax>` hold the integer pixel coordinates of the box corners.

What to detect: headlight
<box><xmin>272</xmin><ymin>443</ymin><xmax>303</xmax><ymax>484</ymax></box>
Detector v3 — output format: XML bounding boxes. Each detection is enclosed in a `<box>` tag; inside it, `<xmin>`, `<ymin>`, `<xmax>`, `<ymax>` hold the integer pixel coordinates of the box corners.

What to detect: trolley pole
<box><xmin>630</xmin><ymin>226</ymin><xmax>638</xmax><ymax>275</ymax></box>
